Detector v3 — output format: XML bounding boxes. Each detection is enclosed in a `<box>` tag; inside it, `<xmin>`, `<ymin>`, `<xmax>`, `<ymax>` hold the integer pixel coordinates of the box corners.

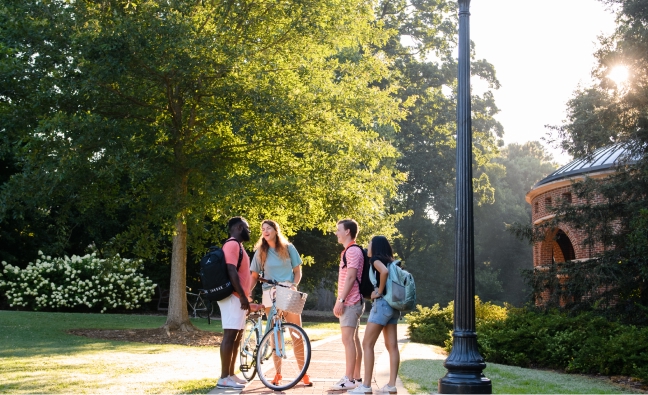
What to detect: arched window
<box><xmin>562</xmin><ymin>192</ymin><xmax>572</xmax><ymax>204</ymax></box>
<box><xmin>555</xmin><ymin>230</ymin><xmax>575</xmax><ymax>261</ymax></box>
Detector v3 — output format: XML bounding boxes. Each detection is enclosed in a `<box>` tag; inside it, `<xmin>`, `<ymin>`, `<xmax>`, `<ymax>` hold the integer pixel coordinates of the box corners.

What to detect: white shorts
<box><xmin>262</xmin><ymin>288</ymin><xmax>275</xmax><ymax>307</ymax></box>
<box><xmin>217</xmin><ymin>294</ymin><xmax>247</xmax><ymax>330</ymax></box>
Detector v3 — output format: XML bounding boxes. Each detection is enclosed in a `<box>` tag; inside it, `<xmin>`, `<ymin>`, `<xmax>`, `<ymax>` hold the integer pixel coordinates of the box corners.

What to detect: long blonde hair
<box><xmin>254</xmin><ymin>220</ymin><xmax>290</xmax><ymax>265</ymax></box>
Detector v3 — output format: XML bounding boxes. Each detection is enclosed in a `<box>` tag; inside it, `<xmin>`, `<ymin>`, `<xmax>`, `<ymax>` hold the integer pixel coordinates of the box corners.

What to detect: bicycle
<box><xmin>186</xmin><ymin>286</ymin><xmax>214</xmax><ymax>324</ymax></box>
<box><xmin>239</xmin><ymin>279</ymin><xmax>311</xmax><ymax>391</ymax></box>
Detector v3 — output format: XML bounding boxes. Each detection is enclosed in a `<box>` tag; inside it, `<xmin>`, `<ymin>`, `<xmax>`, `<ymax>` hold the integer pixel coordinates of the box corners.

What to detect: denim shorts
<box><xmin>367</xmin><ymin>297</ymin><xmax>400</xmax><ymax>326</ymax></box>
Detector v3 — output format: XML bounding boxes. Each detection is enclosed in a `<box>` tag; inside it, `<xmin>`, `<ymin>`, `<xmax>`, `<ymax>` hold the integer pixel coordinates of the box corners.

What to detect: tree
<box><xmin>369</xmin><ymin>0</ymin><xmax>504</xmax><ymax>305</ymax></box>
<box><xmin>473</xmin><ymin>142</ymin><xmax>557</xmax><ymax>305</ymax></box>
<box><xmin>0</xmin><ymin>0</ymin><xmax>404</xmax><ymax>329</ymax></box>
<box><xmin>534</xmin><ymin>0</ymin><xmax>648</xmax><ymax>321</ymax></box>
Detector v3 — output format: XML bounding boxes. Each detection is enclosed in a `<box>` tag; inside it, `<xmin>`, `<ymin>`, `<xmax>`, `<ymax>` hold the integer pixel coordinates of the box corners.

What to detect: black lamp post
<box><xmin>438</xmin><ymin>0</ymin><xmax>492</xmax><ymax>393</ymax></box>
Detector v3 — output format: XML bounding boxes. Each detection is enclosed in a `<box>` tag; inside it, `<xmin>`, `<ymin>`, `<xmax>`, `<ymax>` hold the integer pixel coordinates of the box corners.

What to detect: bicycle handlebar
<box><xmin>258</xmin><ymin>278</ymin><xmax>291</xmax><ymax>288</ymax></box>
<box><xmin>186</xmin><ymin>286</ymin><xmax>209</xmax><ymax>294</ymax></box>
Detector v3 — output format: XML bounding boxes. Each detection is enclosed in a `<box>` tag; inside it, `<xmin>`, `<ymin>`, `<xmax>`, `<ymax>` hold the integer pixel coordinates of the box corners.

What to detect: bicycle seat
<box><xmin>248</xmin><ymin>312</ymin><xmax>263</xmax><ymax>320</ymax></box>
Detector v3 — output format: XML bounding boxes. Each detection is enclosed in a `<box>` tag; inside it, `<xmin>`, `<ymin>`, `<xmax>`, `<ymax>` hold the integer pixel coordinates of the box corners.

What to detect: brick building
<box><xmin>525</xmin><ymin>145</ymin><xmax>631</xmax><ymax>305</ymax></box>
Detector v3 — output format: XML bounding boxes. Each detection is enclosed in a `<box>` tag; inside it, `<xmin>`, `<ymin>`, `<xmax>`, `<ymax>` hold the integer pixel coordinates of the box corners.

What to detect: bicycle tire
<box><xmin>256</xmin><ymin>322</ymin><xmax>311</xmax><ymax>391</ymax></box>
<box><xmin>240</xmin><ymin>319</ymin><xmax>259</xmax><ymax>381</ymax></box>
<box><xmin>186</xmin><ymin>298</ymin><xmax>197</xmax><ymax>318</ymax></box>
<box><xmin>206</xmin><ymin>300</ymin><xmax>213</xmax><ymax>324</ymax></box>
<box><xmin>195</xmin><ymin>298</ymin><xmax>213</xmax><ymax>319</ymax></box>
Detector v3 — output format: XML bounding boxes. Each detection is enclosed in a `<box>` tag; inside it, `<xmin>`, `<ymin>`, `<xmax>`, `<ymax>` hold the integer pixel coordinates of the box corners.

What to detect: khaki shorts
<box><xmin>339</xmin><ymin>300</ymin><xmax>364</xmax><ymax>328</ymax></box>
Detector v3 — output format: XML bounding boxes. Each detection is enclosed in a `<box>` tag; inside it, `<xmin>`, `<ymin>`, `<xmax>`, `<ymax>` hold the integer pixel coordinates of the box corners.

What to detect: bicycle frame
<box><xmin>240</xmin><ymin>278</ymin><xmax>311</xmax><ymax>390</ymax></box>
<box><xmin>186</xmin><ymin>286</ymin><xmax>212</xmax><ymax>324</ymax></box>
<box><xmin>240</xmin><ymin>281</ymin><xmax>290</xmax><ymax>368</ymax></box>
<box><xmin>262</xmin><ymin>281</ymin><xmax>289</xmax><ymax>357</ymax></box>
<box><xmin>242</xmin><ymin>288</ymin><xmax>285</xmax><ymax>358</ymax></box>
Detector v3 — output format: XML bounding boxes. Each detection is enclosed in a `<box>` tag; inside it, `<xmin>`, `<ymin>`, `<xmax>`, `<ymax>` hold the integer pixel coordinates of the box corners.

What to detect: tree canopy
<box><xmin>1</xmin><ymin>0</ymin><xmax>529</xmax><ymax>316</ymax></box>
<box><xmin>0</xmin><ymin>0</ymin><xmax>405</xmax><ymax>329</ymax></box>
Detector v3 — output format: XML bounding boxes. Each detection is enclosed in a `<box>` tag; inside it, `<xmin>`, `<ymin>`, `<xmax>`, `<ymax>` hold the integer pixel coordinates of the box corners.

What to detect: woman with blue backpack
<box><xmin>348</xmin><ymin>235</ymin><xmax>400</xmax><ymax>395</ymax></box>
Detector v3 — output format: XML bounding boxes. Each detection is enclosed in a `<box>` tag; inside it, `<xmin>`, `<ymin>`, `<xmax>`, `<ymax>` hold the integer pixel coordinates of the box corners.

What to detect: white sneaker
<box><xmin>216</xmin><ymin>377</ymin><xmax>245</xmax><ymax>389</ymax></box>
<box><xmin>229</xmin><ymin>374</ymin><xmax>247</xmax><ymax>384</ymax></box>
<box><xmin>331</xmin><ymin>376</ymin><xmax>358</xmax><ymax>390</ymax></box>
<box><xmin>333</xmin><ymin>376</ymin><xmax>349</xmax><ymax>386</ymax></box>
<box><xmin>379</xmin><ymin>384</ymin><xmax>397</xmax><ymax>394</ymax></box>
<box><xmin>348</xmin><ymin>384</ymin><xmax>373</xmax><ymax>394</ymax></box>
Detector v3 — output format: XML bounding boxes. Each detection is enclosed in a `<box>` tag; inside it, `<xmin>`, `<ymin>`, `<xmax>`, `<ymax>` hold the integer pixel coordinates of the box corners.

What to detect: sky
<box><xmin>469</xmin><ymin>0</ymin><xmax>618</xmax><ymax>166</ymax></box>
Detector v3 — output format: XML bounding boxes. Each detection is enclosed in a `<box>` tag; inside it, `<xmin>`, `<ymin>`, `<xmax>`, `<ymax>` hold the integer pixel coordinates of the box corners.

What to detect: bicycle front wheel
<box><xmin>256</xmin><ymin>322</ymin><xmax>311</xmax><ymax>391</ymax></box>
<box><xmin>240</xmin><ymin>319</ymin><xmax>259</xmax><ymax>381</ymax></box>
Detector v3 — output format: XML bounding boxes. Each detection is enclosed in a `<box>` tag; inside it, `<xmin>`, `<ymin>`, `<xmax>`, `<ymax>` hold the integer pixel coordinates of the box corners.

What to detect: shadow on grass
<box><xmin>0</xmin><ymin>310</ymin><xmax>220</xmax><ymax>358</ymax></box>
<box><xmin>1</xmin><ymin>310</ymin><xmax>226</xmax><ymax>394</ymax></box>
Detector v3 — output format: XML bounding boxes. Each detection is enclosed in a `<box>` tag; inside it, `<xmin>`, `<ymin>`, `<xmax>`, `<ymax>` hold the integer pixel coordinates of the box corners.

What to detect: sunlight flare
<box><xmin>608</xmin><ymin>65</ymin><xmax>629</xmax><ymax>87</ymax></box>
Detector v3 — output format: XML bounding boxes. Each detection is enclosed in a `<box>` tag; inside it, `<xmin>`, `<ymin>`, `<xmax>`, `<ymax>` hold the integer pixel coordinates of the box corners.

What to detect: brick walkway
<box><xmin>209</xmin><ymin>325</ymin><xmax>409</xmax><ymax>395</ymax></box>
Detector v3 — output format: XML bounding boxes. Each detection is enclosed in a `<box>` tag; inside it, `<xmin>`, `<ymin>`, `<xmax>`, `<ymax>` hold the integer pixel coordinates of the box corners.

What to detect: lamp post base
<box><xmin>439</xmin><ymin>372</ymin><xmax>492</xmax><ymax>394</ymax></box>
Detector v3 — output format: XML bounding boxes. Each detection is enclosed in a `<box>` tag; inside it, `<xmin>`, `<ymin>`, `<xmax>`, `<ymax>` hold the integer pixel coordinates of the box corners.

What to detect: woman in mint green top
<box><xmin>249</xmin><ymin>220</ymin><xmax>303</xmax><ymax>307</ymax></box>
<box><xmin>249</xmin><ymin>219</ymin><xmax>311</xmax><ymax>386</ymax></box>
<box><xmin>250</xmin><ymin>242</ymin><xmax>302</xmax><ymax>291</ymax></box>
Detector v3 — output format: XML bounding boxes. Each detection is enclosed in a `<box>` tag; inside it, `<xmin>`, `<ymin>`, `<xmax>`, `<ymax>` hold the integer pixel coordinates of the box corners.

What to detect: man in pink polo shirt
<box><xmin>216</xmin><ymin>216</ymin><xmax>252</xmax><ymax>390</ymax></box>
<box><xmin>330</xmin><ymin>218</ymin><xmax>364</xmax><ymax>390</ymax></box>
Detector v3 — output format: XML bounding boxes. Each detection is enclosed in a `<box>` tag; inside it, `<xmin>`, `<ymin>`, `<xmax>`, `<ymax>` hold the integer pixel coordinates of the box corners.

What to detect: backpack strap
<box><xmin>342</xmin><ymin>244</ymin><xmax>364</xmax><ymax>287</ymax></box>
<box><xmin>223</xmin><ymin>238</ymin><xmax>244</xmax><ymax>270</ymax></box>
<box><xmin>342</xmin><ymin>244</ymin><xmax>363</xmax><ymax>268</ymax></box>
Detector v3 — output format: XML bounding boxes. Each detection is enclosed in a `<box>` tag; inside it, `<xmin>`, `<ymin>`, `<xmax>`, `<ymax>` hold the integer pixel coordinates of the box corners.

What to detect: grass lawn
<box><xmin>0</xmin><ymin>310</ymin><xmax>340</xmax><ymax>394</ymax></box>
<box><xmin>302</xmin><ymin>321</ymin><xmax>340</xmax><ymax>342</ymax></box>
<box><xmin>0</xmin><ymin>310</ymin><xmax>223</xmax><ymax>394</ymax></box>
<box><xmin>398</xmin><ymin>342</ymin><xmax>642</xmax><ymax>394</ymax></box>
<box><xmin>4</xmin><ymin>310</ymin><xmax>633</xmax><ymax>394</ymax></box>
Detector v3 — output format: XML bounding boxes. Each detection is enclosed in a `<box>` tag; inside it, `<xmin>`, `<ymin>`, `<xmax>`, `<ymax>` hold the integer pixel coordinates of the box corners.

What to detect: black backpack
<box><xmin>199</xmin><ymin>238</ymin><xmax>243</xmax><ymax>302</ymax></box>
<box><xmin>342</xmin><ymin>244</ymin><xmax>373</xmax><ymax>300</ymax></box>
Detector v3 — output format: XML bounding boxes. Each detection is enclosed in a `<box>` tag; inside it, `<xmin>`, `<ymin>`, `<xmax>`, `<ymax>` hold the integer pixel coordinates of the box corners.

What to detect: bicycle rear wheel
<box><xmin>195</xmin><ymin>298</ymin><xmax>213</xmax><ymax>319</ymax></box>
<box><xmin>186</xmin><ymin>297</ymin><xmax>197</xmax><ymax>318</ymax></box>
<box><xmin>240</xmin><ymin>319</ymin><xmax>259</xmax><ymax>381</ymax></box>
<box><xmin>256</xmin><ymin>322</ymin><xmax>311</xmax><ymax>391</ymax></box>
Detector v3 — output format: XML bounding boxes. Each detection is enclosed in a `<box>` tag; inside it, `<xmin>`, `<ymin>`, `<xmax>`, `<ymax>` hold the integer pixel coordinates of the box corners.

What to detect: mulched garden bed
<box><xmin>67</xmin><ymin>328</ymin><xmax>222</xmax><ymax>347</ymax></box>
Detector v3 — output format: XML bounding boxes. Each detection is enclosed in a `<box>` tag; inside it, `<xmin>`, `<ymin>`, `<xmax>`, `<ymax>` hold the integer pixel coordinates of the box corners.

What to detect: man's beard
<box><xmin>241</xmin><ymin>228</ymin><xmax>251</xmax><ymax>242</ymax></box>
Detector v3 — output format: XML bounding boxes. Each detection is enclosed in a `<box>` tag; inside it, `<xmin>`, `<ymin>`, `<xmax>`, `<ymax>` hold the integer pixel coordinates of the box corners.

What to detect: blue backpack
<box><xmin>369</xmin><ymin>259</ymin><xmax>416</xmax><ymax>311</ymax></box>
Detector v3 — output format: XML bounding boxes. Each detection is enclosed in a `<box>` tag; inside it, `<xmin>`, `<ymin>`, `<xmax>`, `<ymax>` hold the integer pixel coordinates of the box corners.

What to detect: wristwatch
<box><xmin>337</xmin><ymin>298</ymin><xmax>345</xmax><ymax>303</ymax></box>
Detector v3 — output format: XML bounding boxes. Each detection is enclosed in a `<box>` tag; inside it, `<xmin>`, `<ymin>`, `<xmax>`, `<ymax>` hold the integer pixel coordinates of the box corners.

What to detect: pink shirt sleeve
<box><xmin>221</xmin><ymin>239</ymin><xmax>251</xmax><ymax>299</ymax></box>
<box><xmin>345</xmin><ymin>247</ymin><xmax>363</xmax><ymax>278</ymax></box>
<box><xmin>222</xmin><ymin>240</ymin><xmax>241</xmax><ymax>266</ymax></box>
<box><xmin>340</xmin><ymin>246</ymin><xmax>363</xmax><ymax>305</ymax></box>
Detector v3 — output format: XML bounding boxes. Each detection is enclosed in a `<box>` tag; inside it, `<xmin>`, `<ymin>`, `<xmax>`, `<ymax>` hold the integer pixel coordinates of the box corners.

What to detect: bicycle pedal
<box><xmin>240</xmin><ymin>364</ymin><xmax>250</xmax><ymax>372</ymax></box>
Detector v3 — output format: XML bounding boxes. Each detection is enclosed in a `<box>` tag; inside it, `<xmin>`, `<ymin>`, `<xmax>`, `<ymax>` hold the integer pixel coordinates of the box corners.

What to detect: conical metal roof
<box><xmin>534</xmin><ymin>144</ymin><xmax>635</xmax><ymax>187</ymax></box>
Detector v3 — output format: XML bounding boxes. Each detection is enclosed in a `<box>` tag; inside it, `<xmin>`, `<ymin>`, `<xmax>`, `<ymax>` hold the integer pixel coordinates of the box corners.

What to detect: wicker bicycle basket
<box><xmin>275</xmin><ymin>286</ymin><xmax>308</xmax><ymax>315</ymax></box>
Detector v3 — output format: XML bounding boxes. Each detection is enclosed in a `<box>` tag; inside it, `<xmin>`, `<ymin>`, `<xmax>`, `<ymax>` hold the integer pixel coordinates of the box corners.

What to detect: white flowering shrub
<box><xmin>0</xmin><ymin>252</ymin><xmax>156</xmax><ymax>313</ymax></box>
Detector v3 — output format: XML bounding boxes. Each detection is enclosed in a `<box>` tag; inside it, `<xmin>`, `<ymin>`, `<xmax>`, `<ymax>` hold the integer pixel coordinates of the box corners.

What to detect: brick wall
<box><xmin>528</xmin><ymin>179</ymin><xmax>614</xmax><ymax>307</ymax></box>
<box><xmin>531</xmin><ymin>184</ymin><xmax>609</xmax><ymax>267</ymax></box>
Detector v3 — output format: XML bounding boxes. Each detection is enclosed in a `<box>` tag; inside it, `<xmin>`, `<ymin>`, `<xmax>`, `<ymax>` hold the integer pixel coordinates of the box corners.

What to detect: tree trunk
<box><xmin>163</xmin><ymin>215</ymin><xmax>196</xmax><ymax>331</ymax></box>
<box><xmin>163</xmin><ymin>169</ymin><xmax>196</xmax><ymax>333</ymax></box>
